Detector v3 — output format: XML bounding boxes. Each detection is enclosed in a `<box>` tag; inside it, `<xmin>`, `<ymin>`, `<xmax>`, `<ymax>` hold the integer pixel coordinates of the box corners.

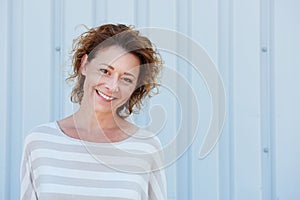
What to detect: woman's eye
<box><xmin>122</xmin><ymin>77</ymin><xmax>133</xmax><ymax>83</ymax></box>
<box><xmin>99</xmin><ymin>68</ymin><xmax>109</xmax><ymax>74</ymax></box>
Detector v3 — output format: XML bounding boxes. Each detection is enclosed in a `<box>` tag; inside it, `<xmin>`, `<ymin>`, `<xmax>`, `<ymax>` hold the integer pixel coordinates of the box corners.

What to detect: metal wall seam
<box><xmin>7</xmin><ymin>0</ymin><xmax>24</xmax><ymax>199</ymax></box>
<box><xmin>228</xmin><ymin>0</ymin><xmax>236</xmax><ymax>200</ymax></box>
<box><xmin>134</xmin><ymin>0</ymin><xmax>149</xmax><ymax>27</ymax></box>
<box><xmin>217</xmin><ymin>0</ymin><xmax>234</xmax><ymax>199</ymax></box>
<box><xmin>134</xmin><ymin>0</ymin><xmax>150</xmax><ymax>128</ymax></box>
<box><xmin>269</xmin><ymin>1</ymin><xmax>276</xmax><ymax>199</ymax></box>
<box><xmin>0</xmin><ymin>0</ymin><xmax>8</xmax><ymax>198</ymax></box>
<box><xmin>176</xmin><ymin>0</ymin><xmax>192</xmax><ymax>199</ymax></box>
<box><xmin>228</xmin><ymin>0</ymin><xmax>235</xmax><ymax>198</ymax></box>
<box><xmin>260</xmin><ymin>0</ymin><xmax>275</xmax><ymax>199</ymax></box>
<box><xmin>51</xmin><ymin>0</ymin><xmax>64</xmax><ymax>121</ymax></box>
<box><xmin>92</xmin><ymin>0</ymin><xmax>107</xmax><ymax>27</ymax></box>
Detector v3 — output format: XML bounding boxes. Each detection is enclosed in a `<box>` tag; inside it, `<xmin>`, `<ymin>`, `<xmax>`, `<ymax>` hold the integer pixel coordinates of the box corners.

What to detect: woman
<box><xmin>20</xmin><ymin>24</ymin><xmax>167</xmax><ymax>200</ymax></box>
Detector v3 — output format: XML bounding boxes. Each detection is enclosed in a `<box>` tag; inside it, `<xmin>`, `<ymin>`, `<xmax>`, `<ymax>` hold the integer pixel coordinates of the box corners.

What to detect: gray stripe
<box><xmin>20</xmin><ymin>154</ymin><xmax>28</xmax><ymax>182</ymax></box>
<box><xmin>22</xmin><ymin>182</ymin><xmax>37</xmax><ymax>200</ymax></box>
<box><xmin>148</xmin><ymin>184</ymin><xmax>157</xmax><ymax>200</ymax></box>
<box><xmin>29</xmin><ymin>140</ymin><xmax>154</xmax><ymax>156</ymax></box>
<box><xmin>30</xmin><ymin>124</ymin><xmax>159</xmax><ymax>151</ymax></box>
<box><xmin>31</xmin><ymin>157</ymin><xmax>149</xmax><ymax>174</ymax></box>
<box><xmin>30</xmin><ymin>125</ymin><xmax>61</xmax><ymax>136</ymax></box>
<box><xmin>39</xmin><ymin>193</ymin><xmax>135</xmax><ymax>200</ymax></box>
<box><xmin>29</xmin><ymin>141</ymin><xmax>158</xmax><ymax>172</ymax></box>
<box><xmin>35</xmin><ymin>175</ymin><xmax>147</xmax><ymax>198</ymax></box>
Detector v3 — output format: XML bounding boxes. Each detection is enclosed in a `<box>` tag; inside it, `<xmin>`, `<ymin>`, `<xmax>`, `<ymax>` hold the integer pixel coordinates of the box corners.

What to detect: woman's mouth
<box><xmin>96</xmin><ymin>90</ymin><xmax>115</xmax><ymax>101</ymax></box>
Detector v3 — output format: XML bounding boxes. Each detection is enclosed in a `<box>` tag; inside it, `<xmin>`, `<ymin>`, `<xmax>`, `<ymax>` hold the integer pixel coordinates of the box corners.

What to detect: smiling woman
<box><xmin>20</xmin><ymin>24</ymin><xmax>166</xmax><ymax>200</ymax></box>
<box><xmin>80</xmin><ymin>46</ymin><xmax>141</xmax><ymax>117</ymax></box>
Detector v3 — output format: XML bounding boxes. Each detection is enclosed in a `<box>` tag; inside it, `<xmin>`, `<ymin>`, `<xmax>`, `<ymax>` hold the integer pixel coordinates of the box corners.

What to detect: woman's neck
<box><xmin>73</xmin><ymin>106</ymin><xmax>122</xmax><ymax>132</ymax></box>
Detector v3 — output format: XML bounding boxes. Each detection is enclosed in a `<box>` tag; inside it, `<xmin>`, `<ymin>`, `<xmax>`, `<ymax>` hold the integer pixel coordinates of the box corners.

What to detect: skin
<box><xmin>58</xmin><ymin>45</ymin><xmax>141</xmax><ymax>143</ymax></box>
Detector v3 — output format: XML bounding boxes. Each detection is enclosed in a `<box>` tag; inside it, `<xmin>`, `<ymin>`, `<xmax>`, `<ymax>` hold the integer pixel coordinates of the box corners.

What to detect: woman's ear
<box><xmin>80</xmin><ymin>54</ymin><xmax>88</xmax><ymax>75</ymax></box>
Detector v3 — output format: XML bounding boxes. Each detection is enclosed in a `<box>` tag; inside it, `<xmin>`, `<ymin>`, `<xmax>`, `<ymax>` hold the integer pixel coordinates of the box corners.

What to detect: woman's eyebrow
<box><xmin>99</xmin><ymin>63</ymin><xmax>137</xmax><ymax>79</ymax></box>
<box><xmin>99</xmin><ymin>63</ymin><xmax>113</xmax><ymax>69</ymax></box>
<box><xmin>123</xmin><ymin>72</ymin><xmax>136</xmax><ymax>79</ymax></box>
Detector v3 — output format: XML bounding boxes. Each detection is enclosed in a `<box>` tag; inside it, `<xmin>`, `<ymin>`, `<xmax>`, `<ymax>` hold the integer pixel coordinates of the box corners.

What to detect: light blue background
<box><xmin>0</xmin><ymin>0</ymin><xmax>299</xmax><ymax>199</ymax></box>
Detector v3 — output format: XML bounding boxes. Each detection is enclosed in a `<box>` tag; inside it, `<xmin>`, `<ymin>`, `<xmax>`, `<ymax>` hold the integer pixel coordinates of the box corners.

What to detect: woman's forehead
<box><xmin>91</xmin><ymin>46</ymin><xmax>140</xmax><ymax>73</ymax></box>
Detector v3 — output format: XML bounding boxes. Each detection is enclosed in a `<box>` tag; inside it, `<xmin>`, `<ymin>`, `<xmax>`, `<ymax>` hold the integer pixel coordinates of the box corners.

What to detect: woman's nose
<box><xmin>104</xmin><ymin>75</ymin><xmax>119</xmax><ymax>91</ymax></box>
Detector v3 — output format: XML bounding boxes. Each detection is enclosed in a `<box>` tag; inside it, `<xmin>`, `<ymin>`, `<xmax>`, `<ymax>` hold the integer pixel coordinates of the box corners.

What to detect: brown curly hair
<box><xmin>67</xmin><ymin>23</ymin><xmax>162</xmax><ymax>117</ymax></box>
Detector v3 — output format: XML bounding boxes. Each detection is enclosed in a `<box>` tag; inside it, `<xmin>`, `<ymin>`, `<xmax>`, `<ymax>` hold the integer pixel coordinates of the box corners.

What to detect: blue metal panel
<box><xmin>218</xmin><ymin>0</ymin><xmax>234</xmax><ymax>199</ymax></box>
<box><xmin>6</xmin><ymin>0</ymin><xmax>24</xmax><ymax>199</ymax></box>
<box><xmin>176</xmin><ymin>1</ymin><xmax>192</xmax><ymax>199</ymax></box>
<box><xmin>2</xmin><ymin>0</ymin><xmax>299</xmax><ymax>200</ymax></box>
<box><xmin>51</xmin><ymin>0</ymin><xmax>65</xmax><ymax>121</ymax></box>
<box><xmin>274</xmin><ymin>0</ymin><xmax>300</xmax><ymax>199</ymax></box>
<box><xmin>62</xmin><ymin>0</ymin><xmax>94</xmax><ymax>116</ymax></box>
<box><xmin>92</xmin><ymin>0</ymin><xmax>107</xmax><ymax>26</ymax></box>
<box><xmin>22</xmin><ymin>0</ymin><xmax>52</xmax><ymax>133</ymax></box>
<box><xmin>232</xmin><ymin>0</ymin><xmax>262</xmax><ymax>199</ymax></box>
<box><xmin>191</xmin><ymin>0</ymin><xmax>220</xmax><ymax>199</ymax></box>
<box><xmin>0</xmin><ymin>0</ymin><xmax>9</xmax><ymax>199</ymax></box>
<box><xmin>134</xmin><ymin>0</ymin><xmax>149</xmax><ymax>27</ymax></box>
<box><xmin>106</xmin><ymin>0</ymin><xmax>135</xmax><ymax>25</ymax></box>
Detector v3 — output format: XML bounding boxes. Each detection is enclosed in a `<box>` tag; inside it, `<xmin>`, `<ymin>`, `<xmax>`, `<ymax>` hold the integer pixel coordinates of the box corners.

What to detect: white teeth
<box><xmin>97</xmin><ymin>90</ymin><xmax>114</xmax><ymax>101</ymax></box>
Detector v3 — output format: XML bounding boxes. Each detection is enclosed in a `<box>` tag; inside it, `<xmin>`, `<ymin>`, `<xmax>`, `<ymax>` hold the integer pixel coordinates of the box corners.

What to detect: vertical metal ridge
<box><xmin>7</xmin><ymin>0</ymin><xmax>24</xmax><ymax>199</ymax></box>
<box><xmin>0</xmin><ymin>0</ymin><xmax>8</xmax><ymax>199</ymax></box>
<box><xmin>133</xmin><ymin>0</ymin><xmax>150</xmax><ymax>128</ymax></box>
<box><xmin>186</xmin><ymin>1</ymin><xmax>192</xmax><ymax>199</ymax></box>
<box><xmin>176</xmin><ymin>0</ymin><xmax>192</xmax><ymax>199</ymax></box>
<box><xmin>93</xmin><ymin>0</ymin><xmax>107</xmax><ymax>26</ymax></box>
<box><xmin>269</xmin><ymin>1</ymin><xmax>276</xmax><ymax>199</ymax></box>
<box><xmin>5</xmin><ymin>0</ymin><xmax>11</xmax><ymax>195</ymax></box>
<box><xmin>217</xmin><ymin>0</ymin><xmax>235</xmax><ymax>199</ymax></box>
<box><xmin>92</xmin><ymin>0</ymin><xmax>97</xmax><ymax>26</ymax></box>
<box><xmin>260</xmin><ymin>0</ymin><xmax>275</xmax><ymax>199</ymax></box>
<box><xmin>134</xmin><ymin>0</ymin><xmax>149</xmax><ymax>27</ymax></box>
<box><xmin>228</xmin><ymin>0</ymin><xmax>235</xmax><ymax>199</ymax></box>
<box><xmin>61</xmin><ymin>0</ymin><xmax>66</xmax><ymax>117</ymax></box>
<box><xmin>187</xmin><ymin>1</ymin><xmax>193</xmax><ymax>199</ymax></box>
<box><xmin>51</xmin><ymin>0</ymin><xmax>64</xmax><ymax>121</ymax></box>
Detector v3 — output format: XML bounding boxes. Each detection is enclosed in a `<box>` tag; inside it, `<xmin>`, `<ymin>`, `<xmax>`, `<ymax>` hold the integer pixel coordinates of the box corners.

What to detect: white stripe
<box><xmin>26</xmin><ymin>131</ymin><xmax>160</xmax><ymax>154</ymax></box>
<box><xmin>31</xmin><ymin>148</ymin><xmax>98</xmax><ymax>163</ymax></box>
<box><xmin>38</xmin><ymin>184</ymin><xmax>139</xmax><ymax>199</ymax></box>
<box><xmin>31</xmin><ymin>149</ymin><xmax>151</xmax><ymax>170</ymax></box>
<box><xmin>26</xmin><ymin>131</ymin><xmax>160</xmax><ymax>152</ymax></box>
<box><xmin>33</xmin><ymin>165</ymin><xmax>148</xmax><ymax>193</ymax></box>
<box><xmin>118</xmin><ymin>142</ymin><xmax>158</xmax><ymax>153</ymax></box>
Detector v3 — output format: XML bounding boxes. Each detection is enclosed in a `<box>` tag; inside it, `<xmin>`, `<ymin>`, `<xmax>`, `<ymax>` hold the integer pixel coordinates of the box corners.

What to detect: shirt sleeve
<box><xmin>148</xmin><ymin>167</ymin><xmax>167</xmax><ymax>200</ymax></box>
<box><xmin>148</xmin><ymin>138</ymin><xmax>167</xmax><ymax>200</ymax></box>
<box><xmin>20</xmin><ymin>138</ymin><xmax>38</xmax><ymax>200</ymax></box>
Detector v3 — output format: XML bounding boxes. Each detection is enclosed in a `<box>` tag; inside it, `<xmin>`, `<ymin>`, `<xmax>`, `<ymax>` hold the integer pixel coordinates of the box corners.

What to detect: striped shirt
<box><xmin>20</xmin><ymin>122</ymin><xmax>167</xmax><ymax>200</ymax></box>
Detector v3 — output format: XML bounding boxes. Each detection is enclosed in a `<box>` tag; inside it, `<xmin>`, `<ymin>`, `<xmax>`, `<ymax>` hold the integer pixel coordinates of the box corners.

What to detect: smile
<box><xmin>96</xmin><ymin>90</ymin><xmax>115</xmax><ymax>101</ymax></box>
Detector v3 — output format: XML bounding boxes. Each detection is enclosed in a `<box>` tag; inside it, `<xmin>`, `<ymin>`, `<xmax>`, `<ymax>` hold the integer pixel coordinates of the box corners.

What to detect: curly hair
<box><xmin>67</xmin><ymin>23</ymin><xmax>162</xmax><ymax>117</ymax></box>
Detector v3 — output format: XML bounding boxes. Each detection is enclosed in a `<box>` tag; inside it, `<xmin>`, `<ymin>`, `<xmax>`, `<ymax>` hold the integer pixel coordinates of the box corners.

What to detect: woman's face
<box><xmin>80</xmin><ymin>45</ymin><xmax>140</xmax><ymax>115</ymax></box>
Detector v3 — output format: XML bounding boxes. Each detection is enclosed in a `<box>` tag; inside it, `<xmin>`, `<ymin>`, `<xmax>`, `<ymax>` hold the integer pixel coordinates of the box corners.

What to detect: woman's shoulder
<box><xmin>27</xmin><ymin>121</ymin><xmax>58</xmax><ymax>135</ymax></box>
<box><xmin>130</xmin><ymin>128</ymin><xmax>164</xmax><ymax>151</ymax></box>
<box><xmin>23</xmin><ymin>121</ymin><xmax>61</xmax><ymax>144</ymax></box>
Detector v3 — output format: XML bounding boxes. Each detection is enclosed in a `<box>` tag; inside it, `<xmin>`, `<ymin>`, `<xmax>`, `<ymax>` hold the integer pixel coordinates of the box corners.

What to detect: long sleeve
<box><xmin>148</xmin><ymin>167</ymin><xmax>167</xmax><ymax>200</ymax></box>
<box><xmin>20</xmin><ymin>139</ymin><xmax>38</xmax><ymax>200</ymax></box>
<box><xmin>19</xmin><ymin>124</ymin><xmax>167</xmax><ymax>200</ymax></box>
<box><xmin>148</xmin><ymin>139</ymin><xmax>167</xmax><ymax>200</ymax></box>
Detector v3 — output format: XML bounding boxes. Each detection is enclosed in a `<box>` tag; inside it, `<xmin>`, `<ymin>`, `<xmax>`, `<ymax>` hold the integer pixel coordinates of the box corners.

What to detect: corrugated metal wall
<box><xmin>0</xmin><ymin>0</ymin><xmax>299</xmax><ymax>199</ymax></box>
